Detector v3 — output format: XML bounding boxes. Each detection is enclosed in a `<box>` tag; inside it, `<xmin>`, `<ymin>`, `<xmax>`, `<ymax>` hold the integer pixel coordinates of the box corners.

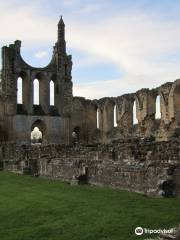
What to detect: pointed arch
<box><xmin>33</xmin><ymin>79</ymin><xmax>39</xmax><ymax>105</ymax></box>
<box><xmin>114</xmin><ymin>104</ymin><xmax>117</xmax><ymax>127</ymax></box>
<box><xmin>31</xmin><ymin>119</ymin><xmax>47</xmax><ymax>143</ymax></box>
<box><xmin>73</xmin><ymin>126</ymin><xmax>80</xmax><ymax>142</ymax></box>
<box><xmin>50</xmin><ymin>80</ymin><xmax>55</xmax><ymax>106</ymax></box>
<box><xmin>17</xmin><ymin>77</ymin><xmax>23</xmax><ymax>104</ymax></box>
<box><xmin>31</xmin><ymin>127</ymin><xmax>42</xmax><ymax>144</ymax></box>
<box><xmin>133</xmin><ymin>101</ymin><xmax>138</xmax><ymax>124</ymax></box>
<box><xmin>155</xmin><ymin>95</ymin><xmax>161</xmax><ymax>119</ymax></box>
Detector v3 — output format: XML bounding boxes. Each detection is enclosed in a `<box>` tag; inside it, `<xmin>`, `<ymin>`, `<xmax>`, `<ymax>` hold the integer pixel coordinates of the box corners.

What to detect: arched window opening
<box><xmin>155</xmin><ymin>95</ymin><xmax>161</xmax><ymax>119</ymax></box>
<box><xmin>31</xmin><ymin>126</ymin><xmax>42</xmax><ymax>144</ymax></box>
<box><xmin>50</xmin><ymin>80</ymin><xmax>55</xmax><ymax>106</ymax></box>
<box><xmin>72</xmin><ymin>126</ymin><xmax>80</xmax><ymax>145</ymax></box>
<box><xmin>114</xmin><ymin>104</ymin><xmax>117</xmax><ymax>127</ymax></box>
<box><xmin>17</xmin><ymin>77</ymin><xmax>23</xmax><ymax>104</ymax></box>
<box><xmin>33</xmin><ymin>79</ymin><xmax>39</xmax><ymax>105</ymax></box>
<box><xmin>97</xmin><ymin>108</ymin><xmax>100</xmax><ymax>129</ymax></box>
<box><xmin>133</xmin><ymin>101</ymin><xmax>138</xmax><ymax>124</ymax></box>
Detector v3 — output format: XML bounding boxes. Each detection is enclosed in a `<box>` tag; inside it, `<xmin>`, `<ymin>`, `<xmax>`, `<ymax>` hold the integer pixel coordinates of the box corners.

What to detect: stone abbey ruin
<box><xmin>0</xmin><ymin>17</ymin><xmax>180</xmax><ymax>197</ymax></box>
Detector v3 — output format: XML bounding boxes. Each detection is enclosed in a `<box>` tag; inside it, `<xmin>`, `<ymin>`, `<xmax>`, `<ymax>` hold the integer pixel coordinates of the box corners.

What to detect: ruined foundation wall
<box><xmin>1</xmin><ymin>139</ymin><xmax>180</xmax><ymax>197</ymax></box>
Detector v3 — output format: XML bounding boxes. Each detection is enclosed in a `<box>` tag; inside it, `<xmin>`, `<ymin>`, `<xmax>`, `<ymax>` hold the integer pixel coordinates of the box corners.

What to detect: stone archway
<box><xmin>73</xmin><ymin>126</ymin><xmax>80</xmax><ymax>142</ymax></box>
<box><xmin>72</xmin><ymin>126</ymin><xmax>80</xmax><ymax>144</ymax></box>
<box><xmin>31</xmin><ymin>119</ymin><xmax>47</xmax><ymax>143</ymax></box>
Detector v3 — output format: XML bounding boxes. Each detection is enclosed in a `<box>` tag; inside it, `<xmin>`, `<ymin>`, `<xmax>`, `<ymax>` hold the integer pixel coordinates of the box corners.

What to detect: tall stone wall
<box><xmin>1</xmin><ymin>139</ymin><xmax>180</xmax><ymax>197</ymax></box>
<box><xmin>0</xmin><ymin>18</ymin><xmax>73</xmax><ymax>144</ymax></box>
<box><xmin>1</xmin><ymin>18</ymin><xmax>180</xmax><ymax>145</ymax></box>
<box><xmin>75</xmin><ymin>79</ymin><xmax>180</xmax><ymax>144</ymax></box>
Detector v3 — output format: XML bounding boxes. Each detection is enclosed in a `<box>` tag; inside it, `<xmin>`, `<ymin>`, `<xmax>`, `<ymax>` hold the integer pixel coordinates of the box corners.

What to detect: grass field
<box><xmin>0</xmin><ymin>171</ymin><xmax>179</xmax><ymax>240</ymax></box>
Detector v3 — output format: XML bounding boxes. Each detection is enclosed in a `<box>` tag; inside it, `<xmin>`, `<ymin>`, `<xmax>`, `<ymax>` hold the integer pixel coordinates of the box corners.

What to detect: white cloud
<box><xmin>72</xmin><ymin>3</ymin><xmax>101</xmax><ymax>14</ymax></box>
<box><xmin>0</xmin><ymin>2</ymin><xmax>180</xmax><ymax>99</ymax></box>
<box><xmin>73</xmin><ymin>53</ymin><xmax>110</xmax><ymax>67</ymax></box>
<box><xmin>34</xmin><ymin>51</ymin><xmax>48</xmax><ymax>59</ymax></box>
<box><xmin>0</xmin><ymin>4</ymin><xmax>56</xmax><ymax>45</ymax></box>
<box><xmin>68</xmin><ymin>13</ymin><xmax>180</xmax><ymax>98</ymax></box>
<box><xmin>63</xmin><ymin>0</ymin><xmax>80</xmax><ymax>6</ymax></box>
<box><xmin>73</xmin><ymin>74</ymin><xmax>170</xmax><ymax>100</ymax></box>
<box><xmin>67</xmin><ymin>14</ymin><xmax>180</xmax><ymax>76</ymax></box>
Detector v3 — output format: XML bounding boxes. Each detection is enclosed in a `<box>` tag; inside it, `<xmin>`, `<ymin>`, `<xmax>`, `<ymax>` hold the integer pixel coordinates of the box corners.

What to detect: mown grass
<box><xmin>0</xmin><ymin>171</ymin><xmax>179</xmax><ymax>240</ymax></box>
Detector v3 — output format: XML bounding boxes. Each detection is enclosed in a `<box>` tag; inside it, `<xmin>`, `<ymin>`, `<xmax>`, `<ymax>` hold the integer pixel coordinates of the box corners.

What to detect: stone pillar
<box><xmin>26</xmin><ymin>75</ymin><xmax>34</xmax><ymax>115</ymax></box>
<box><xmin>23</xmin><ymin>71</ymin><xmax>33</xmax><ymax>114</ymax></box>
<box><xmin>39</xmin><ymin>76</ymin><xmax>50</xmax><ymax>114</ymax></box>
<box><xmin>102</xmin><ymin>101</ymin><xmax>114</xmax><ymax>133</ymax></box>
<box><xmin>98</xmin><ymin>107</ymin><xmax>103</xmax><ymax>131</ymax></box>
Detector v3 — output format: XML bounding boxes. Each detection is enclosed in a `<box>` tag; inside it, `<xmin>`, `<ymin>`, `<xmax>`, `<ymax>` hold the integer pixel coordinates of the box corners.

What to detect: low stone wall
<box><xmin>1</xmin><ymin>138</ymin><xmax>180</xmax><ymax>197</ymax></box>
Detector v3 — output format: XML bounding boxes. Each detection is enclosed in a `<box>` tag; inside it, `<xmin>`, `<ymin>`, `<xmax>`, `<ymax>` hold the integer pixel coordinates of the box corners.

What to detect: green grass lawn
<box><xmin>0</xmin><ymin>171</ymin><xmax>179</xmax><ymax>240</ymax></box>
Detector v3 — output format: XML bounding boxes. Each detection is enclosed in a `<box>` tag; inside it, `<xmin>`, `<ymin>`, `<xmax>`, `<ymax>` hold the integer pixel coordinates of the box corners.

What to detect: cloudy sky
<box><xmin>1</xmin><ymin>0</ymin><xmax>180</xmax><ymax>99</ymax></box>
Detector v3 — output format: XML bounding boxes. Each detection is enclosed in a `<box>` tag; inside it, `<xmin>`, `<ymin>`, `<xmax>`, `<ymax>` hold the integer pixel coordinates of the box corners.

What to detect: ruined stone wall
<box><xmin>1</xmin><ymin>139</ymin><xmax>180</xmax><ymax>197</ymax></box>
<box><xmin>12</xmin><ymin>115</ymin><xmax>70</xmax><ymax>144</ymax></box>
<box><xmin>77</xmin><ymin>79</ymin><xmax>180</xmax><ymax>144</ymax></box>
<box><xmin>71</xmin><ymin>97</ymin><xmax>98</xmax><ymax>144</ymax></box>
<box><xmin>1</xmin><ymin>18</ymin><xmax>180</xmax><ymax>145</ymax></box>
<box><xmin>0</xmin><ymin>18</ymin><xmax>73</xmax><ymax>144</ymax></box>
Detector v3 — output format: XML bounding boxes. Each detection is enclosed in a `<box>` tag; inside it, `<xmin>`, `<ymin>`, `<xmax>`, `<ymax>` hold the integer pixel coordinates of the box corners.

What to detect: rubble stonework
<box><xmin>1</xmin><ymin>138</ymin><xmax>180</xmax><ymax>197</ymax></box>
<box><xmin>0</xmin><ymin>18</ymin><xmax>180</xmax><ymax>197</ymax></box>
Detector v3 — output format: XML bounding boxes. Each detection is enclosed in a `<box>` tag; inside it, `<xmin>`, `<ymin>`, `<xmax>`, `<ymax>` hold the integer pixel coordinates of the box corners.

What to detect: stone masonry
<box><xmin>1</xmin><ymin>138</ymin><xmax>180</xmax><ymax>197</ymax></box>
<box><xmin>0</xmin><ymin>18</ymin><xmax>180</xmax><ymax>144</ymax></box>
<box><xmin>0</xmin><ymin>18</ymin><xmax>180</xmax><ymax>197</ymax></box>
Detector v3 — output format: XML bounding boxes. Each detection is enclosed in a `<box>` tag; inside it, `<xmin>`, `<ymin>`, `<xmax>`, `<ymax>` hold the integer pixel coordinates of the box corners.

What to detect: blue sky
<box><xmin>1</xmin><ymin>0</ymin><xmax>180</xmax><ymax>99</ymax></box>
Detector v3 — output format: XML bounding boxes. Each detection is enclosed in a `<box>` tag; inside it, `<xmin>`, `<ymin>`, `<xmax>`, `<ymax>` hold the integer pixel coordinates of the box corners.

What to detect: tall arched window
<box><xmin>133</xmin><ymin>101</ymin><xmax>138</xmax><ymax>124</ymax></box>
<box><xmin>155</xmin><ymin>95</ymin><xmax>161</xmax><ymax>119</ymax></box>
<box><xmin>97</xmin><ymin>108</ymin><xmax>100</xmax><ymax>129</ymax></box>
<box><xmin>50</xmin><ymin>80</ymin><xmax>55</xmax><ymax>106</ymax></box>
<box><xmin>17</xmin><ymin>77</ymin><xmax>23</xmax><ymax>104</ymax></box>
<box><xmin>114</xmin><ymin>104</ymin><xmax>117</xmax><ymax>127</ymax></box>
<box><xmin>33</xmin><ymin>79</ymin><xmax>39</xmax><ymax>105</ymax></box>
